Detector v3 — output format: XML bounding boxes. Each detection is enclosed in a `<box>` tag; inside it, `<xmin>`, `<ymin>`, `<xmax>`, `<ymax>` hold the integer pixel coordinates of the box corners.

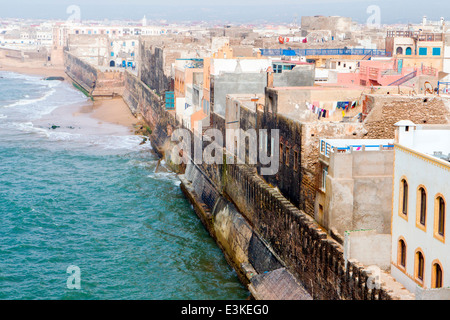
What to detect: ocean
<box><xmin>0</xmin><ymin>71</ymin><xmax>248</xmax><ymax>300</ymax></box>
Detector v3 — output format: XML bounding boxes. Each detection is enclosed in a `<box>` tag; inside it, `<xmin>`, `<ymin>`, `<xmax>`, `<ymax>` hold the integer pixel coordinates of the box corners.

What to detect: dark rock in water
<box><xmin>139</xmin><ymin>137</ymin><xmax>148</xmax><ymax>145</ymax></box>
<box><xmin>67</xmin><ymin>126</ymin><xmax>75</xmax><ymax>129</ymax></box>
<box><xmin>44</xmin><ymin>77</ymin><xmax>65</xmax><ymax>81</ymax></box>
<box><xmin>50</xmin><ymin>125</ymin><xmax>60</xmax><ymax>130</ymax></box>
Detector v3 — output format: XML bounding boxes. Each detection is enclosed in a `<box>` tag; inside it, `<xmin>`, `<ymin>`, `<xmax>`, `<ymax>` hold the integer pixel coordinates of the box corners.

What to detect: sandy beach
<box><xmin>76</xmin><ymin>98</ymin><xmax>138</xmax><ymax>132</ymax></box>
<box><xmin>0</xmin><ymin>57</ymin><xmax>138</xmax><ymax>131</ymax></box>
<box><xmin>0</xmin><ymin>57</ymin><xmax>67</xmax><ymax>78</ymax></box>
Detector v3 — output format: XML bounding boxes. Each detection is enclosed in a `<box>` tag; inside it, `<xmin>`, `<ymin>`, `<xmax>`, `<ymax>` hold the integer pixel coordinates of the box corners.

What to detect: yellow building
<box><xmin>386</xmin><ymin>31</ymin><xmax>444</xmax><ymax>73</ymax></box>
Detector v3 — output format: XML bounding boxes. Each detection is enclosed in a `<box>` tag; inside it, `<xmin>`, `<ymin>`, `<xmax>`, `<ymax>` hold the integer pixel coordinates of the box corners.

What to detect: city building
<box><xmin>391</xmin><ymin>121</ymin><xmax>450</xmax><ymax>297</ymax></box>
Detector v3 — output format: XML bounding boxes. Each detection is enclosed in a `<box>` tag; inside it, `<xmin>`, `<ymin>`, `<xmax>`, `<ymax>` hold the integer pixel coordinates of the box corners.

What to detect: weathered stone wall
<box><xmin>64</xmin><ymin>51</ymin><xmax>125</xmax><ymax>98</ymax></box>
<box><xmin>362</xmin><ymin>94</ymin><xmax>450</xmax><ymax>139</ymax></box>
<box><xmin>123</xmin><ymin>70</ymin><xmax>177</xmax><ymax>155</ymax></box>
<box><xmin>300</xmin><ymin>121</ymin><xmax>366</xmax><ymax>217</ymax></box>
<box><xmin>67</xmin><ymin>34</ymin><xmax>109</xmax><ymax>66</ymax></box>
<box><xmin>211</xmin><ymin>73</ymin><xmax>268</xmax><ymax>117</ymax></box>
<box><xmin>320</xmin><ymin>150</ymin><xmax>394</xmax><ymax>236</ymax></box>
<box><xmin>223</xmin><ymin>163</ymin><xmax>398</xmax><ymax>300</ymax></box>
<box><xmin>64</xmin><ymin>51</ymin><xmax>98</xmax><ymax>93</ymax></box>
<box><xmin>0</xmin><ymin>47</ymin><xmax>49</xmax><ymax>61</ymax></box>
<box><xmin>273</xmin><ymin>64</ymin><xmax>316</xmax><ymax>87</ymax></box>
<box><xmin>259</xmin><ymin>112</ymin><xmax>303</xmax><ymax>209</ymax></box>
<box><xmin>139</xmin><ymin>43</ymin><xmax>173</xmax><ymax>94</ymax></box>
<box><xmin>301</xmin><ymin>16</ymin><xmax>353</xmax><ymax>36</ymax></box>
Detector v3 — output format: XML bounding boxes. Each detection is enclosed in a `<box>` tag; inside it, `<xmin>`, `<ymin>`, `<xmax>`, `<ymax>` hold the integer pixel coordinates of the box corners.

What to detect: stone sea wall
<box><xmin>64</xmin><ymin>52</ymin><xmax>125</xmax><ymax>98</ymax></box>
<box><xmin>66</xmin><ymin>55</ymin><xmax>407</xmax><ymax>300</ymax></box>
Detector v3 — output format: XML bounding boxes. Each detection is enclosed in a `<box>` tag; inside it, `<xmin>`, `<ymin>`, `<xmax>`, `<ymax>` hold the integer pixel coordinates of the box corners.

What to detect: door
<box><xmin>397</xmin><ymin>59</ymin><xmax>403</xmax><ymax>74</ymax></box>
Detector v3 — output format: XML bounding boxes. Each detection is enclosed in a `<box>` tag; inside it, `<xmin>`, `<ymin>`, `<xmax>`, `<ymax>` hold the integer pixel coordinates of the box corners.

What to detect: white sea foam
<box><xmin>150</xmin><ymin>171</ymin><xmax>181</xmax><ymax>187</ymax></box>
<box><xmin>12</xmin><ymin>121</ymin><xmax>148</xmax><ymax>151</ymax></box>
<box><xmin>1</xmin><ymin>71</ymin><xmax>146</xmax><ymax>155</ymax></box>
<box><xmin>3</xmin><ymin>88</ymin><xmax>56</xmax><ymax>109</ymax></box>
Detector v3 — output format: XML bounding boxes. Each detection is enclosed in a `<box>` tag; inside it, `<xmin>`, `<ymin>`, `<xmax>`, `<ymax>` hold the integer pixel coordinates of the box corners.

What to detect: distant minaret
<box><xmin>142</xmin><ymin>15</ymin><xmax>147</xmax><ymax>27</ymax></box>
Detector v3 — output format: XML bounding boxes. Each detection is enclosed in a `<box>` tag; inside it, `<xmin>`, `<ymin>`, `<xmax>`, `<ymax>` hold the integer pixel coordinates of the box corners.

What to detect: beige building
<box><xmin>386</xmin><ymin>31</ymin><xmax>444</xmax><ymax>72</ymax></box>
<box><xmin>316</xmin><ymin>138</ymin><xmax>395</xmax><ymax>237</ymax></box>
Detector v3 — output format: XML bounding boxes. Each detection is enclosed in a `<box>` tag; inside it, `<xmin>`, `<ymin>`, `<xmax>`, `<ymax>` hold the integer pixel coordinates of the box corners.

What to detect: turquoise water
<box><xmin>0</xmin><ymin>72</ymin><xmax>248</xmax><ymax>300</ymax></box>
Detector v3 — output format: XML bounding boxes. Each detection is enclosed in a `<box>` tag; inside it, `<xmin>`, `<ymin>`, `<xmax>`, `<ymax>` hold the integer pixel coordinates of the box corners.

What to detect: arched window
<box><xmin>398</xmin><ymin>239</ymin><xmax>407</xmax><ymax>269</ymax></box>
<box><xmin>415</xmin><ymin>250</ymin><xmax>425</xmax><ymax>282</ymax></box>
<box><xmin>396</xmin><ymin>47</ymin><xmax>404</xmax><ymax>55</ymax></box>
<box><xmin>417</xmin><ymin>187</ymin><xmax>427</xmax><ymax>228</ymax></box>
<box><xmin>400</xmin><ymin>179</ymin><xmax>409</xmax><ymax>217</ymax></box>
<box><xmin>434</xmin><ymin>195</ymin><xmax>446</xmax><ymax>240</ymax></box>
<box><xmin>432</xmin><ymin>262</ymin><xmax>443</xmax><ymax>288</ymax></box>
<box><xmin>406</xmin><ymin>47</ymin><xmax>412</xmax><ymax>55</ymax></box>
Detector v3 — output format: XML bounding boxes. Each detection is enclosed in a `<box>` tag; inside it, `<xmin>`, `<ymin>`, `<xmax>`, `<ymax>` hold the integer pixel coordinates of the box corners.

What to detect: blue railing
<box><xmin>260</xmin><ymin>48</ymin><xmax>391</xmax><ymax>57</ymax></box>
<box><xmin>320</xmin><ymin>139</ymin><xmax>394</xmax><ymax>158</ymax></box>
<box><xmin>387</xmin><ymin>71</ymin><xmax>417</xmax><ymax>86</ymax></box>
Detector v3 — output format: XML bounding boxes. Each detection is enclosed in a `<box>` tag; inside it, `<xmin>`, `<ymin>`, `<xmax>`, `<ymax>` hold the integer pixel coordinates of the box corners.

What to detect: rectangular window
<box><xmin>419</xmin><ymin>47</ymin><xmax>428</xmax><ymax>56</ymax></box>
<box><xmin>111</xmin><ymin>52</ymin><xmax>114</xmax><ymax>57</ymax></box>
<box><xmin>420</xmin><ymin>189</ymin><xmax>427</xmax><ymax>225</ymax></box>
<box><xmin>418</xmin><ymin>253</ymin><xmax>424</xmax><ymax>281</ymax></box>
<box><xmin>438</xmin><ymin>197</ymin><xmax>445</xmax><ymax>236</ymax></box>
<box><xmin>433</xmin><ymin>47</ymin><xmax>441</xmax><ymax>56</ymax></box>
<box><xmin>322</xmin><ymin>166</ymin><xmax>328</xmax><ymax>191</ymax></box>
<box><xmin>294</xmin><ymin>151</ymin><xmax>298</xmax><ymax>171</ymax></box>
<box><xmin>401</xmin><ymin>179</ymin><xmax>408</xmax><ymax>216</ymax></box>
<box><xmin>285</xmin><ymin>146</ymin><xmax>290</xmax><ymax>166</ymax></box>
<box><xmin>279</xmin><ymin>143</ymin><xmax>283</xmax><ymax>163</ymax></box>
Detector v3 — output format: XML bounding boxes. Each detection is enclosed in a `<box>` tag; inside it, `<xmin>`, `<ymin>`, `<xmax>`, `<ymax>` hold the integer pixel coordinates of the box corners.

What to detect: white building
<box><xmin>109</xmin><ymin>38</ymin><xmax>139</xmax><ymax>68</ymax></box>
<box><xmin>391</xmin><ymin>120</ymin><xmax>450</xmax><ymax>298</ymax></box>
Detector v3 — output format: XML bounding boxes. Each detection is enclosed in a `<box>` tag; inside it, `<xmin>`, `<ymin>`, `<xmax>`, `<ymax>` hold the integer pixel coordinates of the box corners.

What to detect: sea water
<box><xmin>0</xmin><ymin>71</ymin><xmax>248</xmax><ymax>300</ymax></box>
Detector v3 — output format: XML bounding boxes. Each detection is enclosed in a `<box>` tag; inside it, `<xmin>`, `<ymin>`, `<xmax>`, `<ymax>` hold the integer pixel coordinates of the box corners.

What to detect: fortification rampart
<box><xmin>65</xmin><ymin>53</ymin><xmax>413</xmax><ymax>300</ymax></box>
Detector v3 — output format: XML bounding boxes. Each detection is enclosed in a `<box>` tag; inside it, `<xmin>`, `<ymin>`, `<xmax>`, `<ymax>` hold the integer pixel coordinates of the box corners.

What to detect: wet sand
<box><xmin>77</xmin><ymin>98</ymin><xmax>138</xmax><ymax>132</ymax></box>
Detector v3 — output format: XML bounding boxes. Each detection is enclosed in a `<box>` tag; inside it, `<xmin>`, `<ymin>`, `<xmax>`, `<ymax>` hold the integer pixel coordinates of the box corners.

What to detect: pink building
<box><xmin>337</xmin><ymin>58</ymin><xmax>437</xmax><ymax>87</ymax></box>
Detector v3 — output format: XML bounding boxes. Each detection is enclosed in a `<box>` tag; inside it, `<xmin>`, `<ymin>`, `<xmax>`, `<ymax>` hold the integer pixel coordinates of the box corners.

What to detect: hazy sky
<box><xmin>0</xmin><ymin>0</ymin><xmax>448</xmax><ymax>24</ymax></box>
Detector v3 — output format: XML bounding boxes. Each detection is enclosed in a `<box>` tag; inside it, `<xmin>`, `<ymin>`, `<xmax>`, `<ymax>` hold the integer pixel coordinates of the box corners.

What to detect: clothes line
<box><xmin>306</xmin><ymin>100</ymin><xmax>359</xmax><ymax>119</ymax></box>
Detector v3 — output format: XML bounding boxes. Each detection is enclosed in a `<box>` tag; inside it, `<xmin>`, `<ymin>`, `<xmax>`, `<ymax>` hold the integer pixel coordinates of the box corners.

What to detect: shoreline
<box><xmin>80</xmin><ymin>98</ymin><xmax>139</xmax><ymax>133</ymax></box>
<box><xmin>0</xmin><ymin>57</ymin><xmax>140</xmax><ymax>133</ymax></box>
<box><xmin>0</xmin><ymin>57</ymin><xmax>67</xmax><ymax>79</ymax></box>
